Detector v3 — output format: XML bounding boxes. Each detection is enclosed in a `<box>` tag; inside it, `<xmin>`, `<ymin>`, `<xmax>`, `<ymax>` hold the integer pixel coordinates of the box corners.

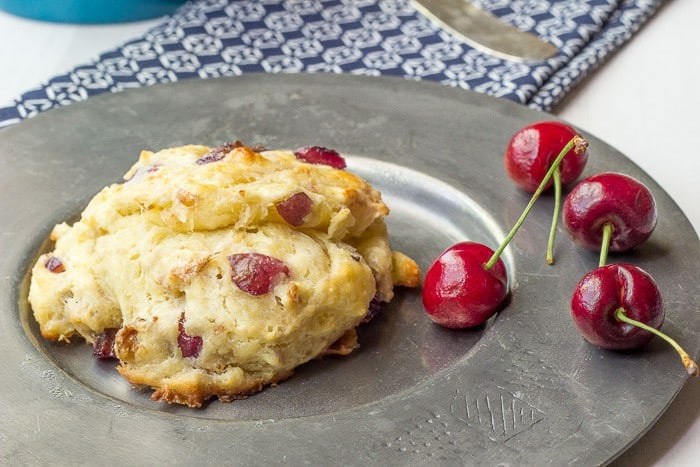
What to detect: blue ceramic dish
<box><xmin>0</xmin><ymin>0</ymin><xmax>185</xmax><ymax>24</ymax></box>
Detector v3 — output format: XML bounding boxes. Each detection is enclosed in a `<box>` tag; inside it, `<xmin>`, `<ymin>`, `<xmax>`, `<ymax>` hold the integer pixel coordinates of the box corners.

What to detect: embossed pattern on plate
<box><xmin>1</xmin><ymin>74</ymin><xmax>699</xmax><ymax>465</ymax></box>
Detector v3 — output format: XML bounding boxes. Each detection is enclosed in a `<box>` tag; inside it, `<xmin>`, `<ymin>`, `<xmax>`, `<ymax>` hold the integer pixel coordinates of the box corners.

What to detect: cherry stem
<box><xmin>599</xmin><ymin>222</ymin><xmax>614</xmax><ymax>267</ymax></box>
<box><xmin>546</xmin><ymin>168</ymin><xmax>562</xmax><ymax>265</ymax></box>
<box><xmin>615</xmin><ymin>307</ymin><xmax>699</xmax><ymax>376</ymax></box>
<box><xmin>485</xmin><ymin>135</ymin><xmax>588</xmax><ymax>270</ymax></box>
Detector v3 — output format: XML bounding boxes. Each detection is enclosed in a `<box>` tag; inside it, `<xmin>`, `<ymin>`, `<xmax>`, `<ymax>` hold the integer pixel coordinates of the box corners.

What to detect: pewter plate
<box><xmin>1</xmin><ymin>74</ymin><xmax>698</xmax><ymax>465</ymax></box>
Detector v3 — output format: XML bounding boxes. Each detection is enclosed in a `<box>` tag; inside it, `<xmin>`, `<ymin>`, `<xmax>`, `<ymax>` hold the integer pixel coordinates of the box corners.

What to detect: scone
<box><xmin>28</xmin><ymin>142</ymin><xmax>420</xmax><ymax>407</ymax></box>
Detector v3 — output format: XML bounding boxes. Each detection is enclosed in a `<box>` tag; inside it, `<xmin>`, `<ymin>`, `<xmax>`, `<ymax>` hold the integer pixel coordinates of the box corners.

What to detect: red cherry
<box><xmin>571</xmin><ymin>263</ymin><xmax>663</xmax><ymax>350</ymax></box>
<box><xmin>421</xmin><ymin>134</ymin><xmax>587</xmax><ymax>329</ymax></box>
<box><xmin>505</xmin><ymin>122</ymin><xmax>589</xmax><ymax>264</ymax></box>
<box><xmin>563</xmin><ymin>172</ymin><xmax>657</xmax><ymax>253</ymax></box>
<box><xmin>504</xmin><ymin>121</ymin><xmax>588</xmax><ymax>193</ymax></box>
<box><xmin>571</xmin><ymin>264</ymin><xmax>698</xmax><ymax>375</ymax></box>
<box><xmin>422</xmin><ymin>242</ymin><xmax>507</xmax><ymax>329</ymax></box>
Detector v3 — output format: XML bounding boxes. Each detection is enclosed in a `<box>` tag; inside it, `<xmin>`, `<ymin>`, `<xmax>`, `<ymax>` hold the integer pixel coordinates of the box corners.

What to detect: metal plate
<box><xmin>1</xmin><ymin>74</ymin><xmax>698</xmax><ymax>465</ymax></box>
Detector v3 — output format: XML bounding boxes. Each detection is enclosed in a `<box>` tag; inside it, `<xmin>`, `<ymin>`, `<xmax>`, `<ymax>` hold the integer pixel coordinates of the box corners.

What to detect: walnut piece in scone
<box><xmin>28</xmin><ymin>143</ymin><xmax>420</xmax><ymax>407</ymax></box>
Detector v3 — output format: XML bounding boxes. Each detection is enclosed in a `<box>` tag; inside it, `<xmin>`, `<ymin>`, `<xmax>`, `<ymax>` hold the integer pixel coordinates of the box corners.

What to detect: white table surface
<box><xmin>1</xmin><ymin>1</ymin><xmax>698</xmax><ymax>465</ymax></box>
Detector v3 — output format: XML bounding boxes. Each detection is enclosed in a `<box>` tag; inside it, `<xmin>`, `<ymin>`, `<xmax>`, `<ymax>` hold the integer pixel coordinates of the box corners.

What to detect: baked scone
<box><xmin>28</xmin><ymin>143</ymin><xmax>420</xmax><ymax>407</ymax></box>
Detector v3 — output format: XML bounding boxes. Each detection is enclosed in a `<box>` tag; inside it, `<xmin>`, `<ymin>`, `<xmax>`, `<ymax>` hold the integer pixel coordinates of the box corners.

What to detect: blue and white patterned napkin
<box><xmin>0</xmin><ymin>0</ymin><xmax>662</xmax><ymax>129</ymax></box>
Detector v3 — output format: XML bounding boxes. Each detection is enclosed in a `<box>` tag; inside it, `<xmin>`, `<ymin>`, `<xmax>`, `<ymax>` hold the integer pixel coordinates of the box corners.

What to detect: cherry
<box><xmin>571</xmin><ymin>263</ymin><xmax>698</xmax><ymax>376</ymax></box>
<box><xmin>504</xmin><ymin>121</ymin><xmax>588</xmax><ymax>193</ymax></box>
<box><xmin>44</xmin><ymin>256</ymin><xmax>65</xmax><ymax>273</ymax></box>
<box><xmin>422</xmin><ymin>135</ymin><xmax>588</xmax><ymax>328</ymax></box>
<box><xmin>227</xmin><ymin>253</ymin><xmax>290</xmax><ymax>296</ymax></box>
<box><xmin>504</xmin><ymin>121</ymin><xmax>589</xmax><ymax>264</ymax></box>
<box><xmin>275</xmin><ymin>192</ymin><xmax>313</xmax><ymax>226</ymax></box>
<box><xmin>362</xmin><ymin>296</ymin><xmax>384</xmax><ymax>324</ymax></box>
<box><xmin>562</xmin><ymin>172</ymin><xmax>657</xmax><ymax>261</ymax></box>
<box><xmin>294</xmin><ymin>146</ymin><xmax>346</xmax><ymax>169</ymax></box>
<box><xmin>92</xmin><ymin>328</ymin><xmax>119</xmax><ymax>359</ymax></box>
<box><xmin>196</xmin><ymin>141</ymin><xmax>245</xmax><ymax>165</ymax></box>
<box><xmin>422</xmin><ymin>242</ymin><xmax>507</xmax><ymax>328</ymax></box>
<box><xmin>572</xmin><ymin>263</ymin><xmax>663</xmax><ymax>350</ymax></box>
<box><xmin>177</xmin><ymin>312</ymin><xmax>203</xmax><ymax>359</ymax></box>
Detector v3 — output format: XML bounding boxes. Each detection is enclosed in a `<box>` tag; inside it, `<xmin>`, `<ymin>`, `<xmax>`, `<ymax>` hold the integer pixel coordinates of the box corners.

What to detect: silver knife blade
<box><xmin>412</xmin><ymin>0</ymin><xmax>558</xmax><ymax>61</ymax></box>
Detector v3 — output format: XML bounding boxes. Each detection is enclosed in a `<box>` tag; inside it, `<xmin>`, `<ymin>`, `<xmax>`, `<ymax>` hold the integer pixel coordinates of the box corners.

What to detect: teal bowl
<box><xmin>0</xmin><ymin>0</ymin><xmax>185</xmax><ymax>24</ymax></box>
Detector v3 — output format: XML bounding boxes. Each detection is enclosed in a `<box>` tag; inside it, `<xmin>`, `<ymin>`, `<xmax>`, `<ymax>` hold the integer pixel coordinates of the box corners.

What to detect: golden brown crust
<box><xmin>320</xmin><ymin>328</ymin><xmax>360</xmax><ymax>357</ymax></box>
<box><xmin>391</xmin><ymin>251</ymin><xmax>422</xmax><ymax>288</ymax></box>
<box><xmin>147</xmin><ymin>369</ymin><xmax>295</xmax><ymax>408</ymax></box>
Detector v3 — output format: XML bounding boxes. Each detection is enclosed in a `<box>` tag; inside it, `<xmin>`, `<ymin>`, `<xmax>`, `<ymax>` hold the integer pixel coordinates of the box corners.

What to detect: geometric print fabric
<box><xmin>0</xmin><ymin>0</ymin><xmax>663</xmax><ymax>128</ymax></box>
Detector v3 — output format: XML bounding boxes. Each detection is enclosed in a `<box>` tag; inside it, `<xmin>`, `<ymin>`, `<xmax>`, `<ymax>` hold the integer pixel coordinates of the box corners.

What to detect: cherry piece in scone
<box><xmin>196</xmin><ymin>141</ymin><xmax>243</xmax><ymax>165</ymax></box>
<box><xmin>504</xmin><ymin>121</ymin><xmax>588</xmax><ymax>193</ymax></box>
<box><xmin>275</xmin><ymin>192</ymin><xmax>313</xmax><ymax>226</ymax></box>
<box><xmin>422</xmin><ymin>242</ymin><xmax>507</xmax><ymax>329</ymax></box>
<box><xmin>177</xmin><ymin>312</ymin><xmax>203</xmax><ymax>359</ymax></box>
<box><xmin>294</xmin><ymin>146</ymin><xmax>346</xmax><ymax>169</ymax></box>
<box><xmin>92</xmin><ymin>328</ymin><xmax>119</xmax><ymax>359</ymax></box>
<box><xmin>562</xmin><ymin>172</ymin><xmax>657</xmax><ymax>254</ymax></box>
<box><xmin>572</xmin><ymin>263</ymin><xmax>698</xmax><ymax>375</ymax></box>
<box><xmin>228</xmin><ymin>253</ymin><xmax>290</xmax><ymax>296</ymax></box>
<box><xmin>44</xmin><ymin>256</ymin><xmax>66</xmax><ymax>273</ymax></box>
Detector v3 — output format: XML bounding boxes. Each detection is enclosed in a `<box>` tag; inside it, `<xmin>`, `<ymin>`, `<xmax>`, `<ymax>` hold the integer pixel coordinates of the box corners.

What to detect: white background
<box><xmin>1</xmin><ymin>1</ymin><xmax>698</xmax><ymax>464</ymax></box>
